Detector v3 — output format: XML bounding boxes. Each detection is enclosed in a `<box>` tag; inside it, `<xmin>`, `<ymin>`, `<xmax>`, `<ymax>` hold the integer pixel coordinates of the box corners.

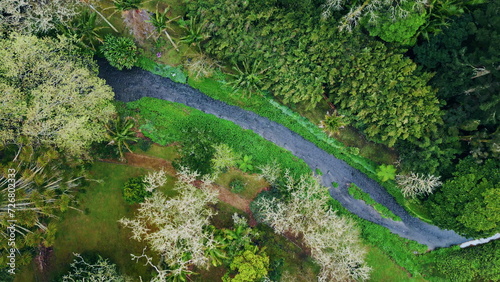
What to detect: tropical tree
<box><xmin>319</xmin><ymin>112</ymin><xmax>348</xmax><ymax>137</ymax></box>
<box><xmin>105</xmin><ymin>116</ymin><xmax>139</xmax><ymax>161</ymax></box>
<box><xmin>211</xmin><ymin>144</ymin><xmax>239</xmax><ymax>174</ymax></box>
<box><xmin>119</xmin><ymin>168</ymin><xmax>219</xmax><ymax>279</ymax></box>
<box><xmin>0</xmin><ymin>33</ymin><xmax>116</xmax><ymax>158</ymax></box>
<box><xmin>0</xmin><ymin>0</ymin><xmax>81</xmax><ymax>34</ymax></box>
<box><xmin>62</xmin><ymin>253</ymin><xmax>126</xmax><ymax>282</ymax></box>
<box><xmin>223</xmin><ymin>247</ymin><xmax>269</xmax><ymax>282</ymax></box>
<box><xmin>254</xmin><ymin>173</ymin><xmax>371</xmax><ymax>281</ymax></box>
<box><xmin>58</xmin><ymin>10</ymin><xmax>107</xmax><ymax>51</ymax></box>
<box><xmin>396</xmin><ymin>172</ymin><xmax>442</xmax><ymax>198</ymax></box>
<box><xmin>100</xmin><ymin>35</ymin><xmax>139</xmax><ymax>70</ymax></box>
<box><xmin>426</xmin><ymin>157</ymin><xmax>500</xmax><ymax>237</ymax></box>
<box><xmin>178</xmin><ymin>15</ymin><xmax>210</xmax><ymax>49</ymax></box>
<box><xmin>147</xmin><ymin>5</ymin><xmax>180</xmax><ymax>51</ymax></box>
<box><xmin>376</xmin><ymin>164</ymin><xmax>397</xmax><ymax>182</ymax></box>
<box><xmin>0</xmin><ymin>145</ymin><xmax>81</xmax><ymax>270</ymax></box>
<box><xmin>227</xmin><ymin>60</ymin><xmax>269</xmax><ymax>96</ymax></box>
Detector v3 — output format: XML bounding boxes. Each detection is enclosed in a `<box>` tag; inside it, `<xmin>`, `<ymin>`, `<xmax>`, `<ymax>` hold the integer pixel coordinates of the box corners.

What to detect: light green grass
<box><xmin>366</xmin><ymin>246</ymin><xmax>426</xmax><ymax>282</ymax></box>
<box><xmin>133</xmin><ymin>143</ymin><xmax>179</xmax><ymax>161</ymax></box>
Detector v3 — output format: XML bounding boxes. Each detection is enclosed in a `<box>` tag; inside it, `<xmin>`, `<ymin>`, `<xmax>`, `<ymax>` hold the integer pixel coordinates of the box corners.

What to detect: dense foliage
<box><xmin>100</xmin><ymin>35</ymin><xmax>139</xmax><ymax>70</ymax></box>
<box><xmin>189</xmin><ymin>0</ymin><xmax>442</xmax><ymax>147</ymax></box>
<box><xmin>430</xmin><ymin>241</ymin><xmax>500</xmax><ymax>281</ymax></box>
<box><xmin>425</xmin><ymin>157</ymin><xmax>500</xmax><ymax>238</ymax></box>
<box><xmin>0</xmin><ymin>33</ymin><xmax>115</xmax><ymax>159</ymax></box>
<box><xmin>413</xmin><ymin>1</ymin><xmax>500</xmax><ymax>165</ymax></box>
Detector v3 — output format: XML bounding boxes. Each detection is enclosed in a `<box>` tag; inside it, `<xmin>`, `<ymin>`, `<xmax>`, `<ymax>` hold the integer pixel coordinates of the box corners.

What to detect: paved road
<box><xmin>97</xmin><ymin>60</ymin><xmax>469</xmax><ymax>249</ymax></box>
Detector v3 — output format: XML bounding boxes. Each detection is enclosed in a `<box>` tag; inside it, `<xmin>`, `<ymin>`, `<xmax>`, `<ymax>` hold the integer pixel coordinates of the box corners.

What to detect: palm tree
<box><xmin>178</xmin><ymin>15</ymin><xmax>210</xmax><ymax>51</ymax></box>
<box><xmin>227</xmin><ymin>59</ymin><xmax>269</xmax><ymax>96</ymax></box>
<box><xmin>105</xmin><ymin>116</ymin><xmax>139</xmax><ymax>161</ymax></box>
<box><xmin>319</xmin><ymin>112</ymin><xmax>348</xmax><ymax>137</ymax></box>
<box><xmin>58</xmin><ymin>10</ymin><xmax>106</xmax><ymax>51</ymax></box>
<box><xmin>146</xmin><ymin>5</ymin><xmax>181</xmax><ymax>51</ymax></box>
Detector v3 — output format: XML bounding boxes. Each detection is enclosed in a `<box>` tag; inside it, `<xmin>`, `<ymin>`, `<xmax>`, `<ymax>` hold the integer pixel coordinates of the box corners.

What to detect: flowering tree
<box><xmin>119</xmin><ymin>167</ymin><xmax>219</xmax><ymax>279</ymax></box>
<box><xmin>254</xmin><ymin>173</ymin><xmax>371</xmax><ymax>281</ymax></box>
<box><xmin>396</xmin><ymin>172</ymin><xmax>442</xmax><ymax>198</ymax></box>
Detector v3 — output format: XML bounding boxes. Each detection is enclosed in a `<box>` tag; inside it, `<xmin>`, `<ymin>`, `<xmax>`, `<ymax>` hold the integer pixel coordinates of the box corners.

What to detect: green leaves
<box><xmin>122</xmin><ymin>176</ymin><xmax>151</xmax><ymax>204</ymax></box>
<box><xmin>100</xmin><ymin>35</ymin><xmax>138</xmax><ymax>70</ymax></box>
<box><xmin>427</xmin><ymin>157</ymin><xmax>500</xmax><ymax>237</ymax></box>
<box><xmin>238</xmin><ymin>155</ymin><xmax>254</xmax><ymax>172</ymax></box>
<box><xmin>376</xmin><ymin>165</ymin><xmax>397</xmax><ymax>182</ymax></box>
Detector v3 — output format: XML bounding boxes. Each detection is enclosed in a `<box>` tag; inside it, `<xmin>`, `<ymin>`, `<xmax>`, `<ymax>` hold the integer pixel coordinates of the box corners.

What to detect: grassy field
<box><xmin>16</xmin><ymin>162</ymin><xmax>171</xmax><ymax>281</ymax></box>
<box><xmin>366</xmin><ymin>246</ymin><xmax>426</xmax><ymax>282</ymax></box>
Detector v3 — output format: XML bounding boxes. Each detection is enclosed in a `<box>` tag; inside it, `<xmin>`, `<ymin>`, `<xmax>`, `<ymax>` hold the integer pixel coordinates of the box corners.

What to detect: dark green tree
<box><xmin>100</xmin><ymin>35</ymin><xmax>138</xmax><ymax>70</ymax></box>
<box><xmin>426</xmin><ymin>157</ymin><xmax>500</xmax><ymax>238</ymax></box>
<box><xmin>413</xmin><ymin>1</ymin><xmax>500</xmax><ymax>162</ymax></box>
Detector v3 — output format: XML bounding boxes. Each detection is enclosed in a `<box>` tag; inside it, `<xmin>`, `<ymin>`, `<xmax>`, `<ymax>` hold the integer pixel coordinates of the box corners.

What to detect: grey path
<box><xmin>97</xmin><ymin>60</ymin><xmax>468</xmax><ymax>249</ymax></box>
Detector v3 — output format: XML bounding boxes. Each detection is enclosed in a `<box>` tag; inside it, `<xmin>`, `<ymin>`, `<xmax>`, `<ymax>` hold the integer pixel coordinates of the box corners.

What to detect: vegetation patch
<box><xmin>348</xmin><ymin>184</ymin><xmax>401</xmax><ymax>221</ymax></box>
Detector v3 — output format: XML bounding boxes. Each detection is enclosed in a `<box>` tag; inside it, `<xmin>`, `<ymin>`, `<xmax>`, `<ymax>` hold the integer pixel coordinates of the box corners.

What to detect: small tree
<box><xmin>62</xmin><ymin>253</ymin><xmax>125</xmax><ymax>282</ymax></box>
<box><xmin>100</xmin><ymin>35</ymin><xmax>138</xmax><ymax>70</ymax></box>
<box><xmin>119</xmin><ymin>167</ymin><xmax>219</xmax><ymax>278</ymax></box>
<box><xmin>105</xmin><ymin>116</ymin><xmax>139</xmax><ymax>161</ymax></box>
<box><xmin>376</xmin><ymin>164</ymin><xmax>397</xmax><ymax>182</ymax></box>
<box><xmin>211</xmin><ymin>143</ymin><xmax>239</xmax><ymax>174</ymax></box>
<box><xmin>122</xmin><ymin>176</ymin><xmax>151</xmax><ymax>204</ymax></box>
<box><xmin>396</xmin><ymin>172</ymin><xmax>442</xmax><ymax>198</ymax></box>
<box><xmin>319</xmin><ymin>111</ymin><xmax>348</xmax><ymax>137</ymax></box>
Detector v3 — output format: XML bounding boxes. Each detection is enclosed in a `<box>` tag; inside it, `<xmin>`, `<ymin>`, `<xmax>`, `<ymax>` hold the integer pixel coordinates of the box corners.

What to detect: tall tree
<box><xmin>413</xmin><ymin>1</ymin><xmax>500</xmax><ymax>162</ymax></box>
<box><xmin>119</xmin><ymin>168</ymin><xmax>219</xmax><ymax>279</ymax></box>
<box><xmin>426</xmin><ymin>157</ymin><xmax>500</xmax><ymax>238</ymax></box>
<box><xmin>0</xmin><ymin>33</ymin><xmax>116</xmax><ymax>159</ymax></box>
<box><xmin>0</xmin><ymin>0</ymin><xmax>81</xmax><ymax>34</ymax></box>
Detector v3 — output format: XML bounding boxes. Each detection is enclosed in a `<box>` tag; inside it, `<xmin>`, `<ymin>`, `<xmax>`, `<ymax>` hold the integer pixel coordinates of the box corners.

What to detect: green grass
<box><xmin>215</xmin><ymin>169</ymin><xmax>268</xmax><ymax>200</ymax></box>
<box><xmin>132</xmin><ymin>143</ymin><xmax>179</xmax><ymax>161</ymax></box>
<box><xmin>16</xmin><ymin>162</ymin><xmax>174</xmax><ymax>281</ymax></box>
<box><xmin>348</xmin><ymin>184</ymin><xmax>402</xmax><ymax>221</ymax></box>
<box><xmin>366</xmin><ymin>246</ymin><xmax>425</xmax><ymax>282</ymax></box>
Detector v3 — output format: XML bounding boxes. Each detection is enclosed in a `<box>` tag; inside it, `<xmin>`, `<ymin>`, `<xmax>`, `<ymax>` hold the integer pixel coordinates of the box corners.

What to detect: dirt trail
<box><xmin>97</xmin><ymin>59</ymin><xmax>469</xmax><ymax>248</ymax></box>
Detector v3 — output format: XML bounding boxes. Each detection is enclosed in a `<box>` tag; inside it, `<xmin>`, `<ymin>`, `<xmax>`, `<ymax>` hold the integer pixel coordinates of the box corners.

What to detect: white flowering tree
<box><xmin>119</xmin><ymin>167</ymin><xmax>219</xmax><ymax>280</ymax></box>
<box><xmin>396</xmin><ymin>172</ymin><xmax>442</xmax><ymax>198</ymax></box>
<box><xmin>254</xmin><ymin>173</ymin><xmax>371</xmax><ymax>281</ymax></box>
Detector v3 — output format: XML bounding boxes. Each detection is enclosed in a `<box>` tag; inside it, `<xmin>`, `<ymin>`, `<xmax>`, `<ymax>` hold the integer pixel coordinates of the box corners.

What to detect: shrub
<box><xmin>376</xmin><ymin>164</ymin><xmax>397</xmax><ymax>182</ymax></box>
<box><xmin>230</xmin><ymin>178</ymin><xmax>246</xmax><ymax>194</ymax></box>
<box><xmin>100</xmin><ymin>35</ymin><xmax>138</xmax><ymax>70</ymax></box>
<box><xmin>173</xmin><ymin>124</ymin><xmax>218</xmax><ymax>176</ymax></box>
<box><xmin>137</xmin><ymin>138</ymin><xmax>152</xmax><ymax>151</ymax></box>
<box><xmin>122</xmin><ymin>176</ymin><xmax>151</xmax><ymax>204</ymax></box>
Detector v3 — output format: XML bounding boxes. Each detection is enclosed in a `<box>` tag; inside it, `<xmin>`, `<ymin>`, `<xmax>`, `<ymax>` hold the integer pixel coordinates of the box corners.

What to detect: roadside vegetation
<box><xmin>0</xmin><ymin>0</ymin><xmax>499</xmax><ymax>281</ymax></box>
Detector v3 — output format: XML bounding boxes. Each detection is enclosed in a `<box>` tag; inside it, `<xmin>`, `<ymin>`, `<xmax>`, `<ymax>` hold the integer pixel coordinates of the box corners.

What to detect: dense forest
<box><xmin>0</xmin><ymin>0</ymin><xmax>499</xmax><ymax>281</ymax></box>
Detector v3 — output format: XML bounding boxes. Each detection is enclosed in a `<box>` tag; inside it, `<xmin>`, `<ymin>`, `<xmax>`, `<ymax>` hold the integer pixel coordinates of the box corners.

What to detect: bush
<box><xmin>173</xmin><ymin>124</ymin><xmax>218</xmax><ymax>176</ymax></box>
<box><xmin>230</xmin><ymin>178</ymin><xmax>246</xmax><ymax>193</ymax></box>
<box><xmin>430</xmin><ymin>241</ymin><xmax>500</xmax><ymax>281</ymax></box>
<box><xmin>100</xmin><ymin>35</ymin><xmax>138</xmax><ymax>70</ymax></box>
<box><xmin>137</xmin><ymin>138</ymin><xmax>152</xmax><ymax>152</ymax></box>
<box><xmin>91</xmin><ymin>141</ymin><xmax>119</xmax><ymax>160</ymax></box>
<box><xmin>122</xmin><ymin>176</ymin><xmax>151</xmax><ymax>204</ymax></box>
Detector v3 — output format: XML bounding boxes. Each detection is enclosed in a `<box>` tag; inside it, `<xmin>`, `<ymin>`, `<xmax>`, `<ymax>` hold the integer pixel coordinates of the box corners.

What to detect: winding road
<box><xmin>97</xmin><ymin>60</ymin><xmax>468</xmax><ymax>249</ymax></box>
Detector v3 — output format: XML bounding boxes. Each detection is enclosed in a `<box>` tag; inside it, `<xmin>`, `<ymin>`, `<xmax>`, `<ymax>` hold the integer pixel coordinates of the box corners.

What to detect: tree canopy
<box><xmin>194</xmin><ymin>0</ymin><xmax>442</xmax><ymax>146</ymax></box>
<box><xmin>0</xmin><ymin>33</ymin><xmax>116</xmax><ymax>158</ymax></box>
<box><xmin>426</xmin><ymin>157</ymin><xmax>500</xmax><ymax>238</ymax></box>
